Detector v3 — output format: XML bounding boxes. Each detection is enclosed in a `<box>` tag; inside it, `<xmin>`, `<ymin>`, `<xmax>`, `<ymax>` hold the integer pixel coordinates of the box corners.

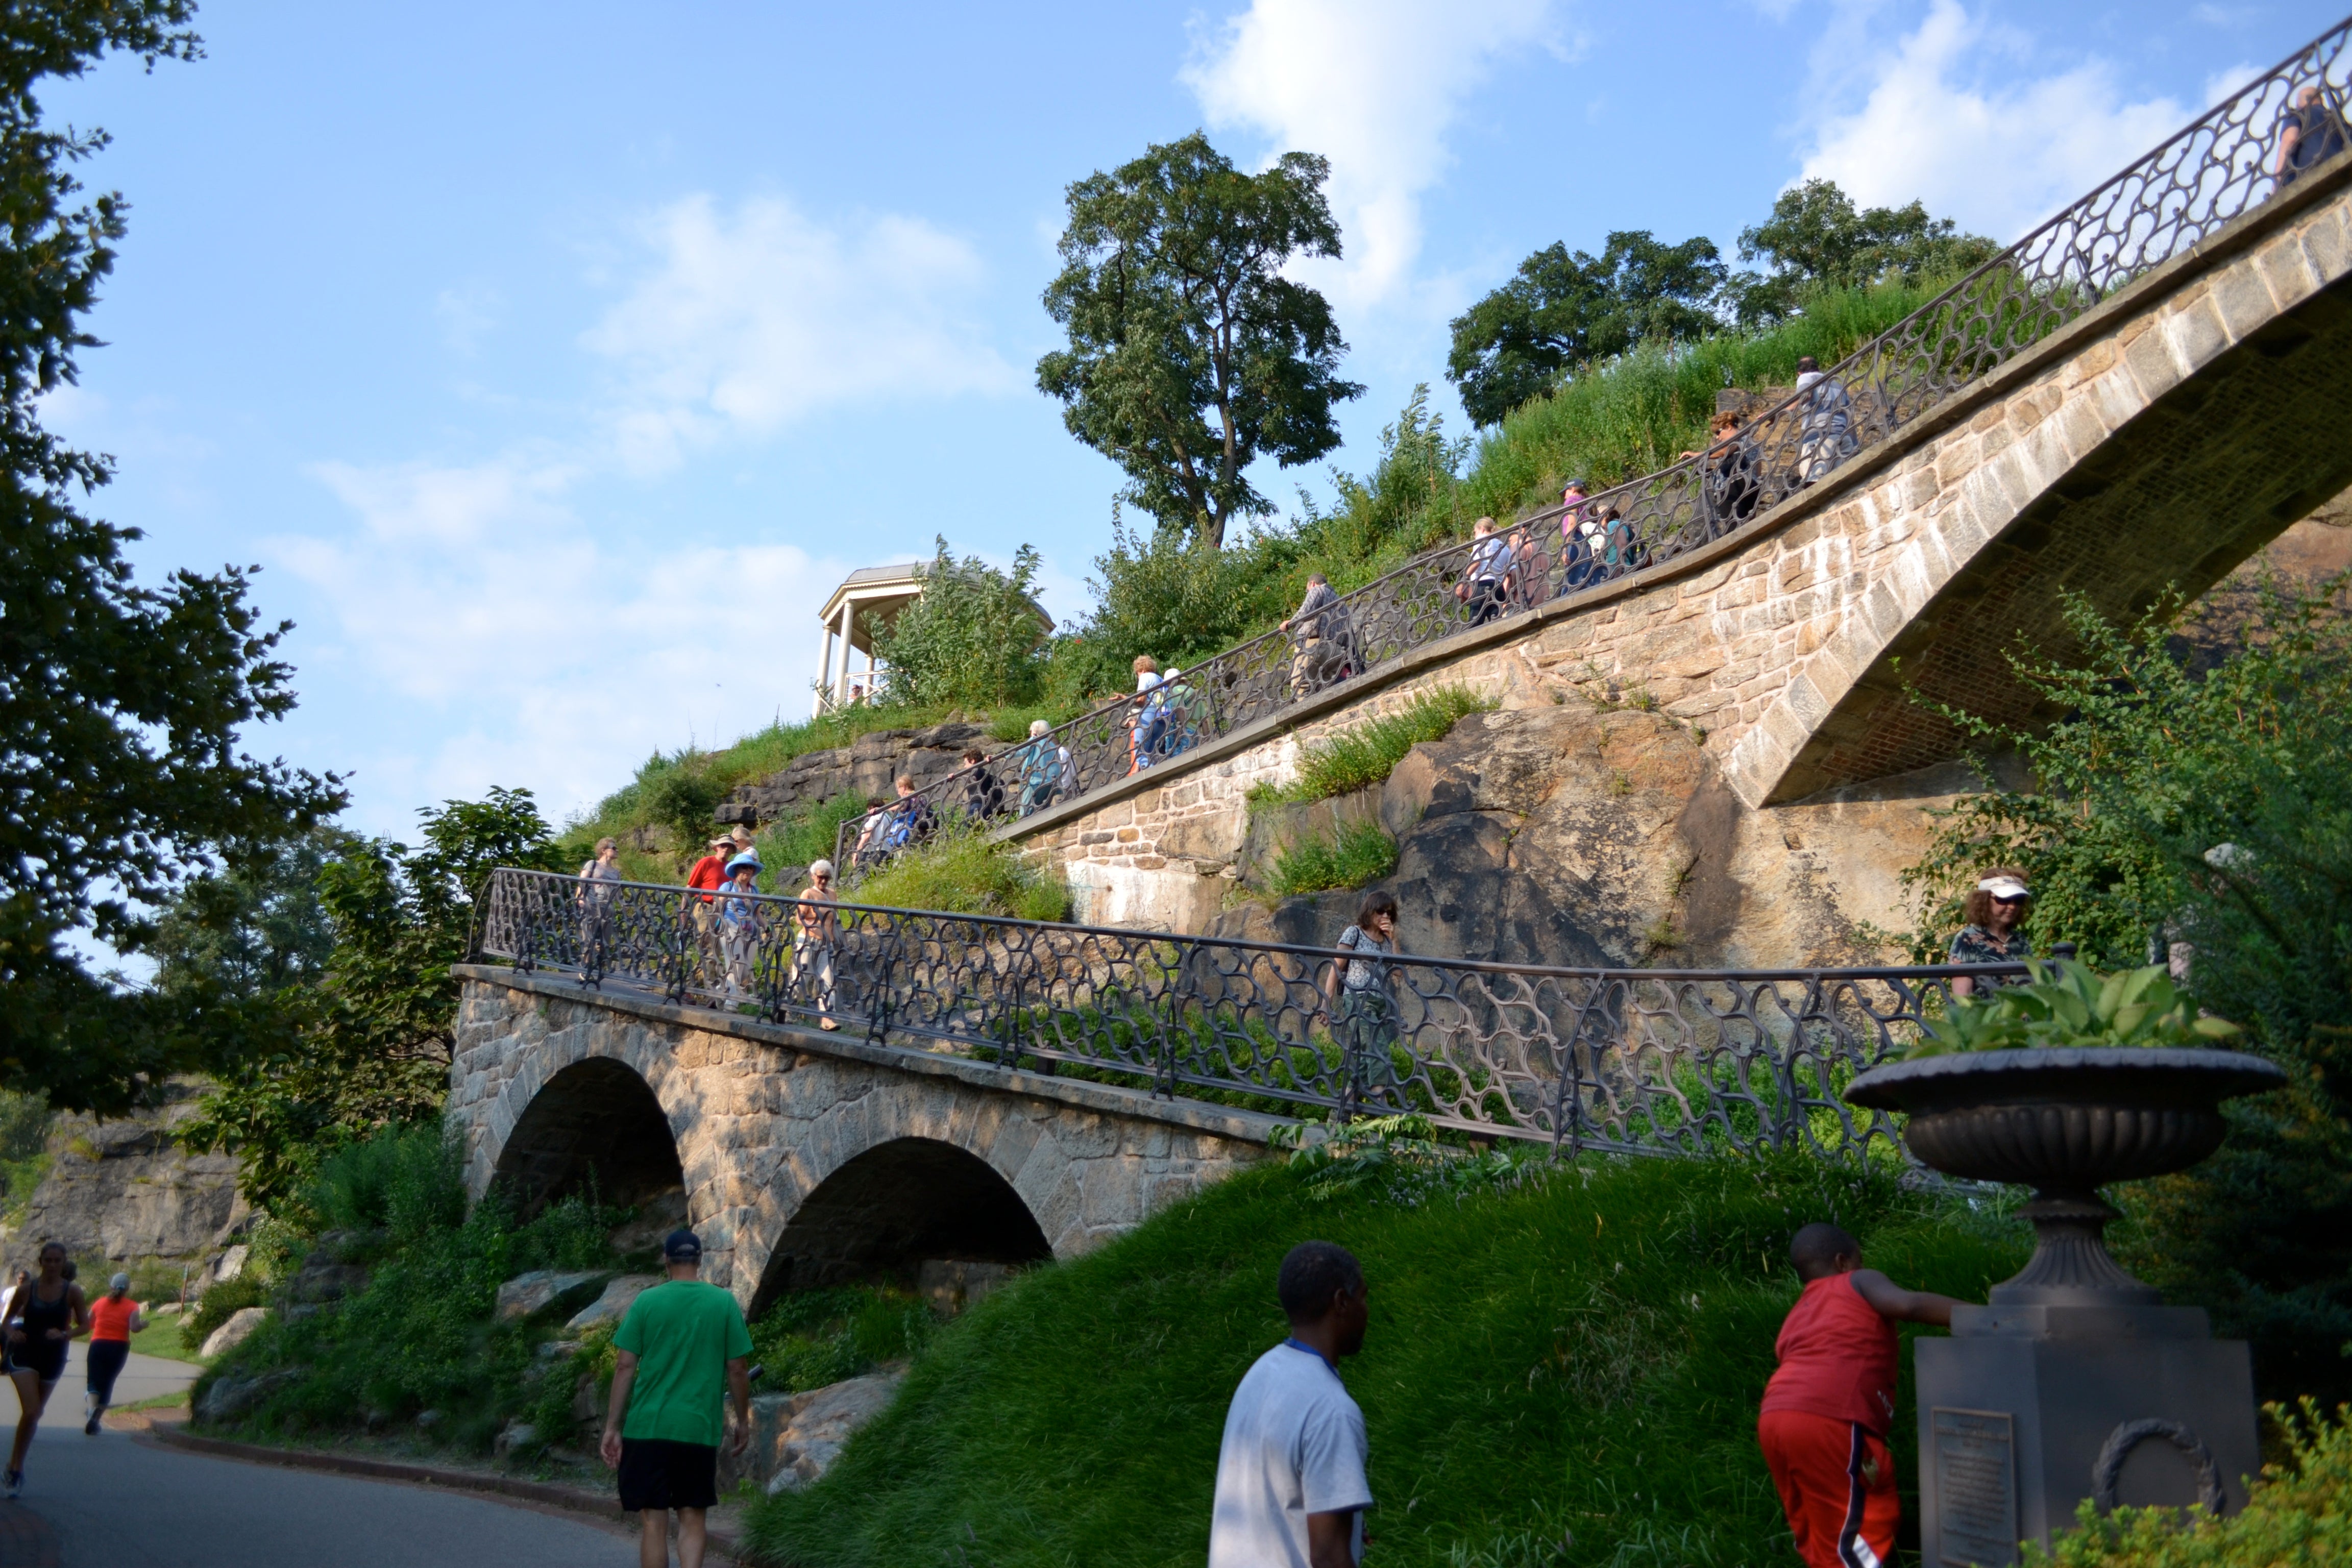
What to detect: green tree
<box><xmin>1446</xmin><ymin>231</ymin><xmax>1728</xmax><ymax>426</ymax></box>
<box><xmin>183</xmin><ymin>789</ymin><xmax>565</xmax><ymax>1207</ymax></box>
<box><xmin>1037</xmin><ymin>132</ymin><xmax>1362</xmax><ymax>549</ymax></box>
<box><xmin>148</xmin><ymin>829</ymin><xmax>346</xmax><ymax>1000</ymax></box>
<box><xmin>1729</xmin><ymin>177</ymin><xmax>1998</xmax><ymax>326</ymax></box>
<box><xmin>871</xmin><ymin>537</ymin><xmax>1051</xmax><ymax>710</ymax></box>
<box><xmin>1897</xmin><ymin>582</ymin><xmax>2352</xmax><ymax>1402</ymax></box>
<box><xmin>0</xmin><ymin>2</ymin><xmax>347</xmax><ymax>1114</ymax></box>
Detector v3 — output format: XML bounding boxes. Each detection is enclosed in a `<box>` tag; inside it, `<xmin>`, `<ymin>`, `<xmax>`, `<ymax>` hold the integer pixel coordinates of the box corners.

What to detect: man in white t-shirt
<box><xmin>1208</xmin><ymin>1241</ymin><xmax>1373</xmax><ymax>1568</ymax></box>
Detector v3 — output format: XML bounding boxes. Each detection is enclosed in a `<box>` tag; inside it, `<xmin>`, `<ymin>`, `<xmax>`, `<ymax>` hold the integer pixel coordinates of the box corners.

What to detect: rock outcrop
<box><xmin>1214</xmin><ymin>701</ymin><xmax>1993</xmax><ymax>971</ymax></box>
<box><xmin>201</xmin><ymin>1305</ymin><xmax>270</xmax><ymax>1359</ymax></box>
<box><xmin>496</xmin><ymin>1270</ymin><xmax>612</xmax><ymax>1323</ymax></box>
<box><xmin>564</xmin><ymin>1273</ymin><xmax>660</xmax><ymax>1333</ymax></box>
<box><xmin>721</xmin><ymin>1370</ymin><xmax>904</xmax><ymax>1494</ymax></box>
<box><xmin>716</xmin><ymin>721</ymin><xmax>994</xmax><ymax>828</ymax></box>
<box><xmin>4</xmin><ymin>1077</ymin><xmax>246</xmax><ymax>1275</ymax></box>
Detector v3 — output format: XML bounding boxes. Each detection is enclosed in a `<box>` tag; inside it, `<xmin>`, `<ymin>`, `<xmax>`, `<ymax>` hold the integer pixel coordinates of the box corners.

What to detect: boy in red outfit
<box><xmin>1758</xmin><ymin>1222</ymin><xmax>1967</xmax><ymax>1568</ymax></box>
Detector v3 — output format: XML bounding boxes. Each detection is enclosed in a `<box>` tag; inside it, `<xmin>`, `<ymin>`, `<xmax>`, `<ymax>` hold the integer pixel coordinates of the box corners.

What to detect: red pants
<box><xmin>1757</xmin><ymin>1410</ymin><xmax>1899</xmax><ymax>1568</ymax></box>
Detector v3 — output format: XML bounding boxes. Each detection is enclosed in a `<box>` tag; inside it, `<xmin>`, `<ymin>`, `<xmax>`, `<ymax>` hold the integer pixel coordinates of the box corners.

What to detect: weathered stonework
<box><xmin>1009</xmin><ymin>165</ymin><xmax>2352</xmax><ymax>933</ymax></box>
<box><xmin>448</xmin><ymin>967</ymin><xmax>1275</xmax><ymax>1311</ymax></box>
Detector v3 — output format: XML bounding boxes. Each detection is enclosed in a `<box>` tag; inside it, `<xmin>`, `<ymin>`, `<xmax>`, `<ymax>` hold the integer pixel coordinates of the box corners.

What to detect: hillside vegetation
<box><xmin>569</xmin><ymin>277</ymin><xmax>1947</xmax><ymax>884</ymax></box>
<box><xmin>744</xmin><ymin>1147</ymin><xmax>2024</xmax><ymax>1568</ymax></box>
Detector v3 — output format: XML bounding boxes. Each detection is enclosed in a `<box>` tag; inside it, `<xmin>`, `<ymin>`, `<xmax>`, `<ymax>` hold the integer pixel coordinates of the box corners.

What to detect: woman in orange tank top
<box><xmin>82</xmin><ymin>1272</ymin><xmax>143</xmax><ymax>1434</ymax></box>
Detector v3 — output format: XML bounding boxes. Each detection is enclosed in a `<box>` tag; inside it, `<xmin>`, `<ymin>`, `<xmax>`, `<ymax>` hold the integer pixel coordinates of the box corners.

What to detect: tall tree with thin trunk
<box><xmin>1038</xmin><ymin>133</ymin><xmax>1362</xmax><ymax>549</ymax></box>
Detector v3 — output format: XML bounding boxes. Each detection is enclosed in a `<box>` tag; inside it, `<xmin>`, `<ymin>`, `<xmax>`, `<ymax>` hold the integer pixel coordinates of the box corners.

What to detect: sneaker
<box><xmin>84</xmin><ymin>1413</ymin><xmax>101</xmax><ymax>1435</ymax></box>
<box><xmin>4</xmin><ymin>1469</ymin><xmax>20</xmax><ymax>1499</ymax></box>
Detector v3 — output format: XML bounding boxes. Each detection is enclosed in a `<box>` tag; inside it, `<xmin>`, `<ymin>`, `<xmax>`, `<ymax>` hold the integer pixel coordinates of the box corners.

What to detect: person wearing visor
<box><xmin>602</xmin><ymin>1229</ymin><xmax>752</xmax><ymax>1568</ymax></box>
<box><xmin>1949</xmin><ymin>870</ymin><xmax>2035</xmax><ymax>996</ymax></box>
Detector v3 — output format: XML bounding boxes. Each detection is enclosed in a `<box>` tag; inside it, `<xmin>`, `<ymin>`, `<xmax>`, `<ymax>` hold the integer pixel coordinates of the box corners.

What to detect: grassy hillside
<box><xmin>744</xmin><ymin>1149</ymin><xmax>2025</xmax><ymax>1568</ymax></box>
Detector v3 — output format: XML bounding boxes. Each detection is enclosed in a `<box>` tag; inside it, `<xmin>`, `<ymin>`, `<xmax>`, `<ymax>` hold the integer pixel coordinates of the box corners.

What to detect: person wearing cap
<box><xmin>717</xmin><ymin>853</ymin><xmax>764</xmax><ymax>1000</ymax></box>
<box><xmin>83</xmin><ymin>1271</ymin><xmax>143</xmax><ymax>1434</ymax></box>
<box><xmin>1949</xmin><ymin>869</ymin><xmax>2035</xmax><ymax>996</ymax></box>
<box><xmin>683</xmin><ymin>834</ymin><xmax>736</xmax><ymax>998</ymax></box>
<box><xmin>791</xmin><ymin>861</ymin><xmax>841</xmax><ymax>1031</ymax></box>
<box><xmin>602</xmin><ymin>1229</ymin><xmax>752</xmax><ymax>1568</ymax></box>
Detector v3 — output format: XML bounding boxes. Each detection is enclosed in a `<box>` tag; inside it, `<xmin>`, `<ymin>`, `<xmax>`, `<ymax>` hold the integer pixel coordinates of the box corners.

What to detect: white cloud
<box><xmin>1796</xmin><ymin>0</ymin><xmax>2191</xmax><ymax>240</ymax></box>
<box><xmin>271</xmin><ymin>454</ymin><xmax>838</xmax><ymax>821</ymax></box>
<box><xmin>581</xmin><ymin>193</ymin><xmax>1018</xmax><ymax>472</ymax></box>
<box><xmin>1181</xmin><ymin>0</ymin><xmax>1564</xmax><ymax>310</ymax></box>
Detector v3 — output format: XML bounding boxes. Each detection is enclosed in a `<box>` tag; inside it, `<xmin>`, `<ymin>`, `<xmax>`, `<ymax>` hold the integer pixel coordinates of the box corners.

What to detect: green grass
<box><xmin>1269</xmin><ymin>821</ymin><xmax>1401</xmax><ymax>897</ymax></box>
<box><xmin>743</xmin><ymin>1150</ymin><xmax>2026</xmax><ymax>1568</ymax></box>
<box><xmin>750</xmin><ymin>1286</ymin><xmax>938</xmax><ymax>1394</ymax></box>
<box><xmin>851</xmin><ymin>826</ymin><xmax>1072</xmax><ymax>922</ymax></box>
<box><xmin>1252</xmin><ymin>687</ymin><xmax>1496</xmax><ymax>810</ymax></box>
<box><xmin>131</xmin><ymin>1312</ymin><xmax>202</xmax><ymax>1364</ymax></box>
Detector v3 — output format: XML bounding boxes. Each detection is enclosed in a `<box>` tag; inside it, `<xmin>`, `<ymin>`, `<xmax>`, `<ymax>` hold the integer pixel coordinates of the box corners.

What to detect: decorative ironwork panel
<box><xmin>475</xmin><ymin>868</ymin><xmax>2034</xmax><ymax>1166</ymax></box>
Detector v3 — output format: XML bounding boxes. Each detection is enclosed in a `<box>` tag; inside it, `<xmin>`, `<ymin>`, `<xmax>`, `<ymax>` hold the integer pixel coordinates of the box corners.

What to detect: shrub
<box><xmin>1255</xmin><ymin>687</ymin><xmax>1495</xmax><ymax>810</ymax></box>
<box><xmin>303</xmin><ymin>1121</ymin><xmax>467</xmax><ymax>1243</ymax></box>
<box><xmin>2026</xmin><ymin>1400</ymin><xmax>2351</xmax><ymax>1566</ymax></box>
<box><xmin>755</xmin><ymin>795</ymin><xmax>871</xmax><ymax>887</ymax></box>
<box><xmin>873</xmin><ymin>538</ymin><xmax>1051</xmax><ymax>712</ymax></box>
<box><xmin>1269</xmin><ymin>821</ymin><xmax>1399</xmax><ymax>897</ymax></box>
<box><xmin>182</xmin><ymin>1273</ymin><xmax>267</xmax><ymax>1355</ymax></box>
<box><xmin>750</xmin><ymin>1285</ymin><xmax>939</xmax><ymax>1395</ymax></box>
<box><xmin>852</xmin><ymin>828</ymin><xmax>1071</xmax><ymax>923</ymax></box>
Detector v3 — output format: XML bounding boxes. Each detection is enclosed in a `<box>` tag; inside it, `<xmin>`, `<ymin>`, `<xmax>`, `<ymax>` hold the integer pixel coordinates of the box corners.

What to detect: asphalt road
<box><xmin>2</xmin><ymin>1343</ymin><xmax>649</xmax><ymax>1566</ymax></box>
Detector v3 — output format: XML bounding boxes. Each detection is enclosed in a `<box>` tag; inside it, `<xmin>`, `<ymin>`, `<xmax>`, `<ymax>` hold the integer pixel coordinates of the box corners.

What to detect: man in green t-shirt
<box><xmin>600</xmin><ymin>1229</ymin><xmax>753</xmax><ymax>1568</ymax></box>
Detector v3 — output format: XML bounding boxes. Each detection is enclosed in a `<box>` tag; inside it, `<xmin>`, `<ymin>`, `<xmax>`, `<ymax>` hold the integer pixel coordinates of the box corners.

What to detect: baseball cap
<box><xmin>1976</xmin><ymin>875</ymin><xmax>2031</xmax><ymax>900</ymax></box>
<box><xmin>663</xmin><ymin>1229</ymin><xmax>703</xmax><ymax>1262</ymax></box>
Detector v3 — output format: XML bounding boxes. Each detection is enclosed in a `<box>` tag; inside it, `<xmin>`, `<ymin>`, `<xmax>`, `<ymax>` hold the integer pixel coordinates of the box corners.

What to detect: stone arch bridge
<box><xmin>448</xmin><ymin>964</ymin><xmax>1273</xmax><ymax>1311</ymax></box>
<box><xmin>1006</xmin><ymin>144</ymin><xmax>2352</xmax><ymax>932</ymax></box>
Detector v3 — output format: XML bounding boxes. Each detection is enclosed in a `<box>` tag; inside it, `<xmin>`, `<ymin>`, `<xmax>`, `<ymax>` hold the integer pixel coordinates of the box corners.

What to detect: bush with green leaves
<box><xmin>1268</xmin><ymin>821</ymin><xmax>1399</xmax><ymax>897</ymax></box>
<box><xmin>1915</xmin><ymin>960</ymin><xmax>2242</xmax><ymax>1058</ymax></box>
<box><xmin>181</xmin><ymin>1273</ymin><xmax>268</xmax><ymax>1356</ymax></box>
<box><xmin>872</xmin><ymin>538</ymin><xmax>1051</xmax><ymax>712</ymax></box>
<box><xmin>1894</xmin><ymin>580</ymin><xmax>2352</xmax><ymax>1405</ymax></box>
<box><xmin>851</xmin><ymin>827</ymin><xmax>1071</xmax><ymax>923</ymax></box>
<box><xmin>1252</xmin><ymin>685</ymin><xmax>1494</xmax><ymax>808</ymax></box>
<box><xmin>2026</xmin><ymin>1400</ymin><xmax>2349</xmax><ymax>1567</ymax></box>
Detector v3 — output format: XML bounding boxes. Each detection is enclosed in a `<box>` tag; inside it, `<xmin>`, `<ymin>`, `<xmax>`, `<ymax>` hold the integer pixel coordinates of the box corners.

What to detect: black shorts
<box><xmin>617</xmin><ymin>1437</ymin><xmax>718</xmax><ymax>1513</ymax></box>
<box><xmin>3</xmin><ymin>1342</ymin><xmax>64</xmax><ymax>1385</ymax></box>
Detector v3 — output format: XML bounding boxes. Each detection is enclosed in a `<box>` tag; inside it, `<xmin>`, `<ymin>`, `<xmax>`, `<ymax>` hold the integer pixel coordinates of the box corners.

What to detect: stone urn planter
<box><xmin>1843</xmin><ymin>1047</ymin><xmax>2286</xmax><ymax>1305</ymax></box>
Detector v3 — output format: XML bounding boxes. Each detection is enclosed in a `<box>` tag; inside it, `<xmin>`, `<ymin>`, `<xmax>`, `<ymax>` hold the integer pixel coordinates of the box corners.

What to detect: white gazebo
<box><xmin>813</xmin><ymin>563</ymin><xmax>924</xmax><ymax>715</ymax></box>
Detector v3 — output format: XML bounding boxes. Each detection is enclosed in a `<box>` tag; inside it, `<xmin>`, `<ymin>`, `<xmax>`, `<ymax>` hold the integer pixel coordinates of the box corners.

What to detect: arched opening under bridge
<box><xmin>492</xmin><ymin>1058</ymin><xmax>684</xmax><ymax>1218</ymax></box>
<box><xmin>750</xmin><ymin>1137</ymin><xmax>1052</xmax><ymax>1315</ymax></box>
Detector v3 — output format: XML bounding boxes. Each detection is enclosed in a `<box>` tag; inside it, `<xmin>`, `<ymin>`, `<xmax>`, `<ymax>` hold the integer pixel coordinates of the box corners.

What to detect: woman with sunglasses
<box><xmin>1948</xmin><ymin>870</ymin><xmax>2035</xmax><ymax>997</ymax></box>
<box><xmin>792</xmin><ymin>861</ymin><xmax>842</xmax><ymax>1031</ymax></box>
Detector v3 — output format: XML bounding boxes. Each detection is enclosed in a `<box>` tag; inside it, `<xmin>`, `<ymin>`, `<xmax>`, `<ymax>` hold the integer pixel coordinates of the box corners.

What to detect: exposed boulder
<box><xmin>201</xmin><ymin>1306</ymin><xmax>271</xmax><ymax>1359</ymax></box>
<box><xmin>916</xmin><ymin>1259</ymin><xmax>1015</xmax><ymax>1316</ymax></box>
<box><xmin>496</xmin><ymin>1270</ymin><xmax>612</xmax><ymax>1324</ymax></box>
<box><xmin>718</xmin><ymin>1370</ymin><xmax>903</xmax><ymax>1494</ymax></box>
<box><xmin>3</xmin><ymin>1077</ymin><xmax>247</xmax><ymax>1275</ymax></box>
<box><xmin>285</xmin><ymin>1248</ymin><xmax>371</xmax><ymax>1306</ymax></box>
<box><xmin>717</xmin><ymin>722</ymin><xmax>994</xmax><ymax>829</ymax></box>
<box><xmin>565</xmin><ymin>1274</ymin><xmax>661</xmax><ymax>1333</ymax></box>
<box><xmin>197</xmin><ymin>1364</ymin><xmax>298</xmax><ymax>1424</ymax></box>
<box><xmin>605</xmin><ymin>1188</ymin><xmax>689</xmax><ymax>1260</ymax></box>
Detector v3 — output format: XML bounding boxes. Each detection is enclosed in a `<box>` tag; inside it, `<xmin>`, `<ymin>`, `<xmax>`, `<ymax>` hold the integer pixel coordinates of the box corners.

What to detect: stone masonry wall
<box><xmin>448</xmin><ymin>970</ymin><xmax>1271</xmax><ymax>1310</ymax></box>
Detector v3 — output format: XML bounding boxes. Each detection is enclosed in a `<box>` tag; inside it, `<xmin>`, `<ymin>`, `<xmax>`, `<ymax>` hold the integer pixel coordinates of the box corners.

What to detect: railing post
<box><xmin>865</xmin><ymin>912</ymin><xmax>901</xmax><ymax>1046</ymax></box>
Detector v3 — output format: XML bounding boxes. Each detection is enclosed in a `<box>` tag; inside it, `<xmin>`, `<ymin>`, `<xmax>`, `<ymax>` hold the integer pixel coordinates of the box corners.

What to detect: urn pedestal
<box><xmin>1845</xmin><ymin>1047</ymin><xmax>2285</xmax><ymax>1566</ymax></box>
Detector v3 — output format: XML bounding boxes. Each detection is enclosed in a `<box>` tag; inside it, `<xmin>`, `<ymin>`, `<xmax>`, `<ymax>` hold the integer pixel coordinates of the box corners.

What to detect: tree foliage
<box><xmin>1729</xmin><ymin>177</ymin><xmax>1998</xmax><ymax>325</ymax></box>
<box><xmin>1896</xmin><ymin>581</ymin><xmax>2352</xmax><ymax>1402</ymax></box>
<box><xmin>1037</xmin><ymin>132</ymin><xmax>1362</xmax><ymax>548</ymax></box>
<box><xmin>0</xmin><ymin>1</ymin><xmax>347</xmax><ymax>1113</ymax></box>
<box><xmin>1446</xmin><ymin>230</ymin><xmax>1728</xmax><ymax>427</ymax></box>
<box><xmin>872</xmin><ymin>537</ymin><xmax>1051</xmax><ymax>710</ymax></box>
<box><xmin>182</xmin><ymin>789</ymin><xmax>565</xmax><ymax>1208</ymax></box>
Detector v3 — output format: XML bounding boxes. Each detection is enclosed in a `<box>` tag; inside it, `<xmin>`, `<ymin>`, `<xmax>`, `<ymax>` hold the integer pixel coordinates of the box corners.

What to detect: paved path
<box><xmin>1</xmin><ymin>1344</ymin><xmax>649</xmax><ymax>1566</ymax></box>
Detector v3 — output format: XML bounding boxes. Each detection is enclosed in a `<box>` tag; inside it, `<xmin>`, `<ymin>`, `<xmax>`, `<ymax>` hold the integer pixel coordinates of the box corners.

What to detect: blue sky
<box><xmin>39</xmin><ymin>0</ymin><xmax>2336</xmax><ymax>839</ymax></box>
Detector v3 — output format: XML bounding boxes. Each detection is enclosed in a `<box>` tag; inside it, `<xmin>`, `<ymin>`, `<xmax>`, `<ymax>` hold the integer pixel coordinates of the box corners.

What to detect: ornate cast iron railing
<box><xmin>476</xmin><ymin>867</ymin><xmax>2035</xmax><ymax>1164</ymax></box>
<box><xmin>837</xmin><ymin>16</ymin><xmax>2352</xmax><ymax>878</ymax></box>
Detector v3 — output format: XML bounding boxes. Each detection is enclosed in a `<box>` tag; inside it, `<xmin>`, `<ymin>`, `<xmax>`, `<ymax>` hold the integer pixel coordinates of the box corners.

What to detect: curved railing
<box><xmin>478</xmin><ymin>866</ymin><xmax>2042</xmax><ymax>1162</ymax></box>
<box><xmin>840</xmin><ymin>16</ymin><xmax>2352</xmax><ymax>877</ymax></box>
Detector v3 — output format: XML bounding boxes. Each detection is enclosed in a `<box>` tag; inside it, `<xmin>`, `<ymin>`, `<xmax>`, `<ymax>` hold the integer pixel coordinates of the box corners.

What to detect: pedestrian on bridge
<box><xmin>1208</xmin><ymin>1241</ymin><xmax>1373</xmax><ymax>1568</ymax></box>
<box><xmin>601</xmin><ymin>1229</ymin><xmax>753</xmax><ymax>1568</ymax></box>
<box><xmin>792</xmin><ymin>860</ymin><xmax>842</xmax><ymax>1032</ymax></box>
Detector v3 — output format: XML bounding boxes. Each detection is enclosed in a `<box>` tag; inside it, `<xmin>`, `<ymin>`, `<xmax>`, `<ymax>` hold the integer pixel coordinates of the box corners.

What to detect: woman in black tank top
<box><xmin>5</xmin><ymin>1241</ymin><xmax>88</xmax><ymax>1498</ymax></box>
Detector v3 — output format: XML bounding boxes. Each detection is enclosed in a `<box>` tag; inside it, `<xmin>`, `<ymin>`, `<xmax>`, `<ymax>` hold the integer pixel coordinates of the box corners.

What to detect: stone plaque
<box><xmin>1934</xmin><ymin>1408</ymin><xmax>2019</xmax><ymax>1567</ymax></box>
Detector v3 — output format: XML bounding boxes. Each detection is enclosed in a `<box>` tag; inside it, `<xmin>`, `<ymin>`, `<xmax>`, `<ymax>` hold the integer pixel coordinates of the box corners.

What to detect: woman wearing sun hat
<box><xmin>1949</xmin><ymin>869</ymin><xmax>2034</xmax><ymax>996</ymax></box>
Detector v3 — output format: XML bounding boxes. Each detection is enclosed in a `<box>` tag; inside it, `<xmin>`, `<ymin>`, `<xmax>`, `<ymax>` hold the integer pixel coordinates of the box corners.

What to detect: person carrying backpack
<box><xmin>1015</xmin><ymin>720</ymin><xmax>1065</xmax><ymax>817</ymax></box>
